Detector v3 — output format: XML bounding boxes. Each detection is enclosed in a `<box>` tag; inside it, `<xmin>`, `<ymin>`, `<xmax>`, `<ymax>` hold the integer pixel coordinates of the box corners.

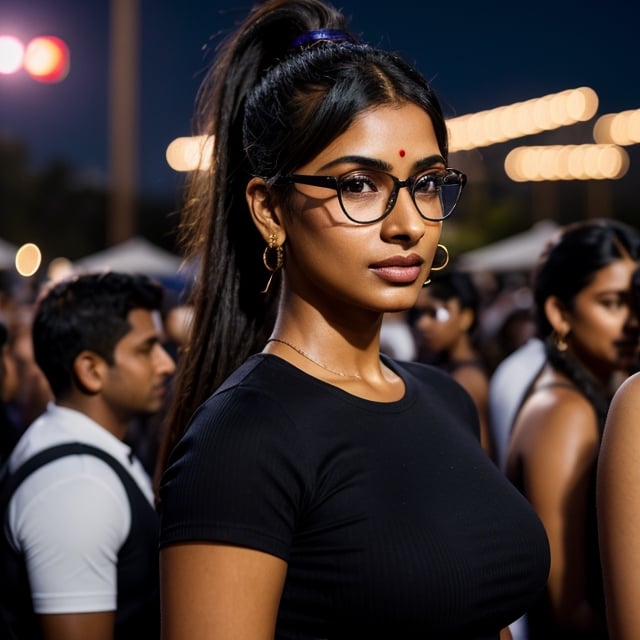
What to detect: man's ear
<box><xmin>246</xmin><ymin>177</ymin><xmax>286</xmax><ymax>244</ymax></box>
<box><xmin>72</xmin><ymin>350</ymin><xmax>106</xmax><ymax>395</ymax></box>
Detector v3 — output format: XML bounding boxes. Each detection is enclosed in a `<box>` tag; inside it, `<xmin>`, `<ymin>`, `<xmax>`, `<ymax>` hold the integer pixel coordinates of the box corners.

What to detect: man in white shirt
<box><xmin>0</xmin><ymin>272</ymin><xmax>175</xmax><ymax>640</ymax></box>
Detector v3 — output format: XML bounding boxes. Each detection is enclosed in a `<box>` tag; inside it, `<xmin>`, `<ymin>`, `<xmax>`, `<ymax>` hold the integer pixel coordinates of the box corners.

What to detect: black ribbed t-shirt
<box><xmin>160</xmin><ymin>354</ymin><xmax>549</xmax><ymax>639</ymax></box>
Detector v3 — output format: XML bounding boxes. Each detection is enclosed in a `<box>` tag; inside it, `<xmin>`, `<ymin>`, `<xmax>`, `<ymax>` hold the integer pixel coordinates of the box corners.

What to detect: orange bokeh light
<box><xmin>23</xmin><ymin>36</ymin><xmax>69</xmax><ymax>83</ymax></box>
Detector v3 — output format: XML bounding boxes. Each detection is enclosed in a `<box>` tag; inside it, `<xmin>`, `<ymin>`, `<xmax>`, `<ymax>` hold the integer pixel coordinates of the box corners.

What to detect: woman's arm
<box><xmin>160</xmin><ymin>543</ymin><xmax>287</xmax><ymax>640</ymax></box>
<box><xmin>597</xmin><ymin>373</ymin><xmax>640</xmax><ymax>640</ymax></box>
<box><xmin>516</xmin><ymin>390</ymin><xmax>601</xmax><ymax>631</ymax></box>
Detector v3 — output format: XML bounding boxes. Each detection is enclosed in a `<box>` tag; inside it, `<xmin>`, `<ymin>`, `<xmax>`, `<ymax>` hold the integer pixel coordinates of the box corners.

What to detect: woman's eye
<box><xmin>413</xmin><ymin>174</ymin><xmax>439</xmax><ymax>196</ymax></box>
<box><xmin>600</xmin><ymin>296</ymin><xmax>624</xmax><ymax>310</ymax></box>
<box><xmin>341</xmin><ymin>175</ymin><xmax>378</xmax><ymax>194</ymax></box>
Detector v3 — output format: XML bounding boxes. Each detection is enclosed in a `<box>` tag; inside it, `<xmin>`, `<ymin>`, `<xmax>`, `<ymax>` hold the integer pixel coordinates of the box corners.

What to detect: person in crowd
<box><xmin>596</xmin><ymin>265</ymin><xmax>640</xmax><ymax>640</ymax></box>
<box><xmin>476</xmin><ymin>282</ymin><xmax>537</xmax><ymax>375</ymax></box>
<box><xmin>0</xmin><ymin>271</ymin><xmax>175</xmax><ymax>639</ymax></box>
<box><xmin>495</xmin><ymin>307</ymin><xmax>538</xmax><ymax>362</ymax></box>
<box><xmin>506</xmin><ymin>218</ymin><xmax>640</xmax><ymax>639</ymax></box>
<box><xmin>0</xmin><ymin>320</ymin><xmax>20</xmax><ymax>463</ymax></box>
<box><xmin>6</xmin><ymin>303</ymin><xmax>52</xmax><ymax>431</ymax></box>
<box><xmin>489</xmin><ymin>336</ymin><xmax>545</xmax><ymax>472</ymax></box>
<box><xmin>156</xmin><ymin>1</ymin><xmax>550</xmax><ymax>638</ymax></box>
<box><xmin>411</xmin><ymin>268</ymin><xmax>493</xmax><ymax>456</ymax></box>
<box><xmin>380</xmin><ymin>310</ymin><xmax>417</xmax><ymax>361</ymax></box>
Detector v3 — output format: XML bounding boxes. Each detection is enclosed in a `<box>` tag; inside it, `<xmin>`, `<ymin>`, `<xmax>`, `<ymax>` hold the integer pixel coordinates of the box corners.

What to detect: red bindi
<box><xmin>398</xmin><ymin>149</ymin><xmax>406</xmax><ymax>157</ymax></box>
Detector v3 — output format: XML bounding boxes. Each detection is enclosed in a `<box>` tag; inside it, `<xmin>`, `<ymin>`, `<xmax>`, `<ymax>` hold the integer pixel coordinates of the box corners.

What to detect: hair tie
<box><xmin>289</xmin><ymin>29</ymin><xmax>353</xmax><ymax>49</ymax></box>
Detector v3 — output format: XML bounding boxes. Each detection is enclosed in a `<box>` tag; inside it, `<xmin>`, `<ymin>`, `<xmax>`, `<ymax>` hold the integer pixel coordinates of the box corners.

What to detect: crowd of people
<box><xmin>0</xmin><ymin>1</ymin><xmax>639</xmax><ymax>639</ymax></box>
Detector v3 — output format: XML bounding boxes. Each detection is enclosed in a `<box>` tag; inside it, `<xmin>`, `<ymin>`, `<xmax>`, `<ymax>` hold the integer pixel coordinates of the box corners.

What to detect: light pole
<box><xmin>107</xmin><ymin>0</ymin><xmax>139</xmax><ymax>245</ymax></box>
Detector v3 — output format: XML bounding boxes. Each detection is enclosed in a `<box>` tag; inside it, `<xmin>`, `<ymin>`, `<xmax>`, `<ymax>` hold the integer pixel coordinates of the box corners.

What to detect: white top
<box><xmin>6</xmin><ymin>403</ymin><xmax>153</xmax><ymax>615</ymax></box>
<box><xmin>380</xmin><ymin>314</ymin><xmax>417</xmax><ymax>361</ymax></box>
<box><xmin>488</xmin><ymin>338</ymin><xmax>546</xmax><ymax>472</ymax></box>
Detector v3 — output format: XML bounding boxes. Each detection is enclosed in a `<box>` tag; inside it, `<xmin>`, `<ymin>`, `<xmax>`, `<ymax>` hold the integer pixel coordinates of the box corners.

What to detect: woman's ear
<box><xmin>544</xmin><ymin>295</ymin><xmax>571</xmax><ymax>336</ymax></box>
<box><xmin>458</xmin><ymin>307</ymin><xmax>474</xmax><ymax>333</ymax></box>
<box><xmin>246</xmin><ymin>177</ymin><xmax>286</xmax><ymax>244</ymax></box>
<box><xmin>72</xmin><ymin>351</ymin><xmax>105</xmax><ymax>395</ymax></box>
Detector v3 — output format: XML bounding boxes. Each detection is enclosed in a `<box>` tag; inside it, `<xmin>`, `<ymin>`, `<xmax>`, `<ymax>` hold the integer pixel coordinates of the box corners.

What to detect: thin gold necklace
<box><xmin>267</xmin><ymin>338</ymin><xmax>363</xmax><ymax>380</ymax></box>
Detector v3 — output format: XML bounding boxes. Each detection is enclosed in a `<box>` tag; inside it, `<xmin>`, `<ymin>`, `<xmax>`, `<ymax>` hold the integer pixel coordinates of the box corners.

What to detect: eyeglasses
<box><xmin>274</xmin><ymin>167</ymin><xmax>466</xmax><ymax>224</ymax></box>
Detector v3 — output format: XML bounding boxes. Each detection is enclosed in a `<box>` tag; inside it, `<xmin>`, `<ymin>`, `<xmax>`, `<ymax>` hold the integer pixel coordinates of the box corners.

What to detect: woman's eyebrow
<box><xmin>319</xmin><ymin>155</ymin><xmax>390</xmax><ymax>171</ymax></box>
<box><xmin>318</xmin><ymin>154</ymin><xmax>446</xmax><ymax>172</ymax></box>
<box><xmin>413</xmin><ymin>155</ymin><xmax>447</xmax><ymax>171</ymax></box>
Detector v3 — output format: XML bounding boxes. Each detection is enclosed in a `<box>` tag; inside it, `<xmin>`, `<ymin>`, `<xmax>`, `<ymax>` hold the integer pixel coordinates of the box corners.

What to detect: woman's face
<box><xmin>412</xmin><ymin>288</ymin><xmax>464</xmax><ymax>354</ymax></box>
<box><xmin>280</xmin><ymin>102</ymin><xmax>445</xmax><ymax>318</ymax></box>
<box><xmin>564</xmin><ymin>257</ymin><xmax>640</xmax><ymax>378</ymax></box>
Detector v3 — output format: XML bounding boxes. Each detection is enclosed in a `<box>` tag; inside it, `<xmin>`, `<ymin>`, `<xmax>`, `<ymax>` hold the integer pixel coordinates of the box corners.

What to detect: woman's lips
<box><xmin>370</xmin><ymin>255</ymin><xmax>424</xmax><ymax>284</ymax></box>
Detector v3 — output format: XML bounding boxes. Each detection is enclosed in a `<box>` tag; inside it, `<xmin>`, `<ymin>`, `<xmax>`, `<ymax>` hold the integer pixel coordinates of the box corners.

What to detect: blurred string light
<box><xmin>593</xmin><ymin>109</ymin><xmax>640</xmax><ymax>146</ymax></box>
<box><xmin>166</xmin><ymin>135</ymin><xmax>214</xmax><ymax>172</ymax></box>
<box><xmin>0</xmin><ymin>34</ymin><xmax>69</xmax><ymax>82</ymax></box>
<box><xmin>504</xmin><ymin>144</ymin><xmax>629</xmax><ymax>182</ymax></box>
<box><xmin>166</xmin><ymin>88</ymin><xmax>600</xmax><ymax>171</ymax></box>
<box><xmin>447</xmin><ymin>87</ymin><xmax>599</xmax><ymax>152</ymax></box>
<box><xmin>15</xmin><ymin>243</ymin><xmax>42</xmax><ymax>277</ymax></box>
<box><xmin>165</xmin><ymin>87</ymin><xmax>631</xmax><ymax>185</ymax></box>
<box><xmin>47</xmin><ymin>257</ymin><xmax>74</xmax><ymax>283</ymax></box>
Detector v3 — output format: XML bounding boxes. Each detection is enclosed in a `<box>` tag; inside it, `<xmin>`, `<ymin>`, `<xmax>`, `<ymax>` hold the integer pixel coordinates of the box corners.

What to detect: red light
<box><xmin>24</xmin><ymin>36</ymin><xmax>69</xmax><ymax>83</ymax></box>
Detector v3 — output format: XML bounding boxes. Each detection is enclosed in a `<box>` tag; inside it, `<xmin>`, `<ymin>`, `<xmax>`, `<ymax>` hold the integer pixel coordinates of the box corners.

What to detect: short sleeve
<box><xmin>9</xmin><ymin>457</ymin><xmax>130</xmax><ymax>613</ymax></box>
<box><xmin>159</xmin><ymin>385</ymin><xmax>312</xmax><ymax>561</ymax></box>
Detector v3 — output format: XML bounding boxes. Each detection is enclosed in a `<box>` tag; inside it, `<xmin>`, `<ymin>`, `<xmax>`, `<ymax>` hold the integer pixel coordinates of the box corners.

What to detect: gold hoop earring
<box><xmin>431</xmin><ymin>244</ymin><xmax>449</xmax><ymax>271</ymax></box>
<box><xmin>423</xmin><ymin>244</ymin><xmax>449</xmax><ymax>286</ymax></box>
<box><xmin>554</xmin><ymin>331</ymin><xmax>569</xmax><ymax>352</ymax></box>
<box><xmin>261</xmin><ymin>233</ymin><xmax>284</xmax><ymax>294</ymax></box>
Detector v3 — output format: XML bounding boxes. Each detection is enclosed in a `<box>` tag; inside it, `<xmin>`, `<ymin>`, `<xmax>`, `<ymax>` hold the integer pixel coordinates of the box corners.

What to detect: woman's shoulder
<box><xmin>164</xmin><ymin>357</ymin><xmax>314</xmax><ymax>485</ymax></box>
<box><xmin>610</xmin><ymin>371</ymin><xmax>640</xmax><ymax>412</ymax></box>
<box><xmin>450</xmin><ymin>362</ymin><xmax>489</xmax><ymax>391</ymax></box>
<box><xmin>188</xmin><ymin>353</ymin><xmax>364</xmax><ymax>440</ymax></box>
<box><xmin>603</xmin><ymin>372</ymin><xmax>640</xmax><ymax>439</ymax></box>
<box><xmin>514</xmin><ymin>378</ymin><xmax>598</xmax><ymax>447</ymax></box>
<box><xmin>209</xmin><ymin>353</ymin><xmax>320</xmax><ymax>402</ymax></box>
<box><xmin>392</xmin><ymin>357</ymin><xmax>479</xmax><ymax>409</ymax></box>
<box><xmin>194</xmin><ymin>355</ymin><xmax>305</xmax><ymax>419</ymax></box>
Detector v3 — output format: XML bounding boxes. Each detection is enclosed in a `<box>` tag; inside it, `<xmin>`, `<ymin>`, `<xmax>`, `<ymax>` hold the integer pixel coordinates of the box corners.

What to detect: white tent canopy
<box><xmin>0</xmin><ymin>238</ymin><xmax>17</xmax><ymax>270</ymax></box>
<box><xmin>73</xmin><ymin>236</ymin><xmax>183</xmax><ymax>276</ymax></box>
<box><xmin>456</xmin><ymin>220</ymin><xmax>560</xmax><ymax>273</ymax></box>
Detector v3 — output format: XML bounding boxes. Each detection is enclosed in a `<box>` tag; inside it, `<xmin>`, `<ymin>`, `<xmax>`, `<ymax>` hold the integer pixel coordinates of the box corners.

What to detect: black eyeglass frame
<box><xmin>272</xmin><ymin>168</ymin><xmax>467</xmax><ymax>224</ymax></box>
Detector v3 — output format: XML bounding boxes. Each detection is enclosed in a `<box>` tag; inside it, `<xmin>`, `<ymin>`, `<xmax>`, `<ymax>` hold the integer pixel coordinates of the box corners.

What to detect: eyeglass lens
<box><xmin>337</xmin><ymin>170</ymin><xmax>463</xmax><ymax>223</ymax></box>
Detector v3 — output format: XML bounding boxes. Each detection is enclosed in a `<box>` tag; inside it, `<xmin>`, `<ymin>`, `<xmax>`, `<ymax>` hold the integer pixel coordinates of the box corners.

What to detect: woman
<box><xmin>506</xmin><ymin>219</ymin><xmax>640</xmax><ymax>639</ymax></box>
<box><xmin>596</xmin><ymin>266</ymin><xmax>640</xmax><ymax>640</ymax></box>
<box><xmin>411</xmin><ymin>269</ymin><xmax>493</xmax><ymax>456</ymax></box>
<box><xmin>157</xmin><ymin>1</ymin><xmax>550</xmax><ymax>637</ymax></box>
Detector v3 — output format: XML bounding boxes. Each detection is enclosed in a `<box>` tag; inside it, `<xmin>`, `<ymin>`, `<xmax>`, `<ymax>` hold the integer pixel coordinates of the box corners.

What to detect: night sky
<box><xmin>0</xmin><ymin>0</ymin><xmax>637</xmax><ymax>203</ymax></box>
